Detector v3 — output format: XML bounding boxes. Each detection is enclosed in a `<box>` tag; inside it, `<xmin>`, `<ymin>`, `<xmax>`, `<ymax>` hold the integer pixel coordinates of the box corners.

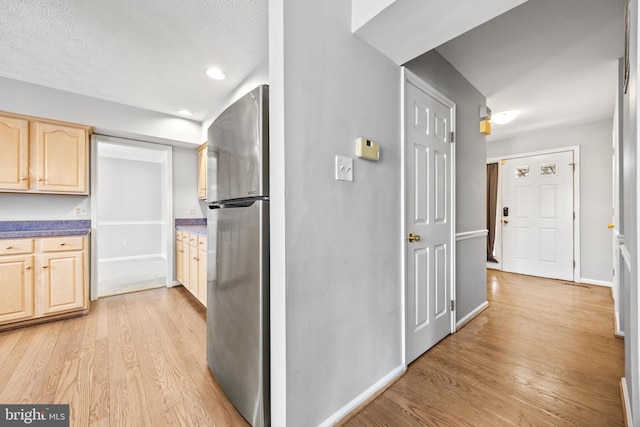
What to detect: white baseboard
<box><xmin>621</xmin><ymin>377</ymin><xmax>632</xmax><ymax>427</ymax></box>
<box><xmin>615</xmin><ymin>311</ymin><xmax>625</xmax><ymax>338</ymax></box>
<box><xmin>580</xmin><ymin>278</ymin><xmax>613</xmax><ymax>288</ymax></box>
<box><xmin>319</xmin><ymin>364</ymin><xmax>405</xmax><ymax>427</ymax></box>
<box><xmin>456</xmin><ymin>301</ymin><xmax>489</xmax><ymax>330</ymax></box>
<box><xmin>98</xmin><ymin>253</ymin><xmax>166</xmax><ymax>263</ymax></box>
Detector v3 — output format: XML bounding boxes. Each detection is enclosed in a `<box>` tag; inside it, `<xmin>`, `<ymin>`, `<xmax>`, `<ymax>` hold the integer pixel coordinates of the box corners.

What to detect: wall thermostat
<box><xmin>355</xmin><ymin>137</ymin><xmax>380</xmax><ymax>161</ymax></box>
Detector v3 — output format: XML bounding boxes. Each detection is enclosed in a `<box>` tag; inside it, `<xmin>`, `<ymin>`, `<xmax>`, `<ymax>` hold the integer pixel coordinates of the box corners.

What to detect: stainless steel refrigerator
<box><xmin>206</xmin><ymin>85</ymin><xmax>269</xmax><ymax>427</ymax></box>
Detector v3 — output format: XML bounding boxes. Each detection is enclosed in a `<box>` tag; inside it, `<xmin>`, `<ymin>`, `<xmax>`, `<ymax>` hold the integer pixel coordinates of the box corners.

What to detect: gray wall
<box><xmin>623</xmin><ymin>0</ymin><xmax>639</xmax><ymax>417</ymax></box>
<box><xmin>487</xmin><ymin>119</ymin><xmax>614</xmax><ymax>283</ymax></box>
<box><xmin>271</xmin><ymin>1</ymin><xmax>402</xmax><ymax>425</ymax></box>
<box><xmin>405</xmin><ymin>50</ymin><xmax>489</xmax><ymax>322</ymax></box>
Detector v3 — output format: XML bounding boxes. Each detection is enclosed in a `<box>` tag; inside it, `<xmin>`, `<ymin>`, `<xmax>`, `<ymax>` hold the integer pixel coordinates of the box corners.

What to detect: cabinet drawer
<box><xmin>198</xmin><ymin>235</ymin><xmax>207</xmax><ymax>250</ymax></box>
<box><xmin>0</xmin><ymin>239</ymin><xmax>34</xmax><ymax>255</ymax></box>
<box><xmin>40</xmin><ymin>236</ymin><xmax>85</xmax><ymax>252</ymax></box>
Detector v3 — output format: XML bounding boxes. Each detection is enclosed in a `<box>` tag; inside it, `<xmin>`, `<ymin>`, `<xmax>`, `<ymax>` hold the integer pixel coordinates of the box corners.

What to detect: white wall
<box><xmin>487</xmin><ymin>119</ymin><xmax>614</xmax><ymax>284</ymax></box>
<box><xmin>172</xmin><ymin>146</ymin><xmax>207</xmax><ymax>219</ymax></box>
<box><xmin>97</xmin><ymin>157</ymin><xmax>163</xmax><ymax>259</ymax></box>
<box><xmin>0</xmin><ymin>77</ymin><xmax>204</xmax><ymax>223</ymax></box>
<box><xmin>270</xmin><ymin>1</ymin><xmax>402</xmax><ymax>425</ymax></box>
<box><xmin>0</xmin><ymin>77</ymin><xmax>201</xmax><ymax>145</ymax></box>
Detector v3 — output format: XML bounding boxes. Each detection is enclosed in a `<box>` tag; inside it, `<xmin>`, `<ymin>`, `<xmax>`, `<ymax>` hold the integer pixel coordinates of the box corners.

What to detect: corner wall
<box><xmin>405</xmin><ymin>50</ymin><xmax>489</xmax><ymax>323</ymax></box>
<box><xmin>270</xmin><ymin>1</ymin><xmax>402</xmax><ymax>425</ymax></box>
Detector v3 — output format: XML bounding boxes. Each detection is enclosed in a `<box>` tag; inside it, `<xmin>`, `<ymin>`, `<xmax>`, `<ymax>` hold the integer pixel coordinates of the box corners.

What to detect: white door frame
<box><xmin>488</xmin><ymin>145</ymin><xmax>581</xmax><ymax>282</ymax></box>
<box><xmin>401</xmin><ymin>68</ymin><xmax>456</xmax><ymax>366</ymax></box>
<box><xmin>90</xmin><ymin>134</ymin><xmax>174</xmax><ymax>300</ymax></box>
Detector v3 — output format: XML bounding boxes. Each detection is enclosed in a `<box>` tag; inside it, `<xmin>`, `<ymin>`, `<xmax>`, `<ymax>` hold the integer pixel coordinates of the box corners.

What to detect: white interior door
<box><xmin>501</xmin><ymin>151</ymin><xmax>574</xmax><ymax>281</ymax></box>
<box><xmin>405</xmin><ymin>79</ymin><xmax>454</xmax><ymax>364</ymax></box>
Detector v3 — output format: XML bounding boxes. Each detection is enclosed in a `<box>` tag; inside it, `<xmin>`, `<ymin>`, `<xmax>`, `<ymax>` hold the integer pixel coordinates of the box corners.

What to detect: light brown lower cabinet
<box><xmin>0</xmin><ymin>235</ymin><xmax>89</xmax><ymax>329</ymax></box>
<box><xmin>176</xmin><ymin>230</ymin><xmax>207</xmax><ymax>307</ymax></box>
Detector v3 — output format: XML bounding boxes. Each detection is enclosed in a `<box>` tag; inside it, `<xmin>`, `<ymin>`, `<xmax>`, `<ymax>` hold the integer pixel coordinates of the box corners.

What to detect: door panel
<box><xmin>405</xmin><ymin>81</ymin><xmax>453</xmax><ymax>364</ymax></box>
<box><xmin>502</xmin><ymin>151</ymin><xmax>574</xmax><ymax>280</ymax></box>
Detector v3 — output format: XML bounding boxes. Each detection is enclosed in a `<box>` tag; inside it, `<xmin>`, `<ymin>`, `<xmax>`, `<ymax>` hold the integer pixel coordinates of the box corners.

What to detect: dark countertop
<box><xmin>0</xmin><ymin>220</ymin><xmax>91</xmax><ymax>238</ymax></box>
<box><xmin>175</xmin><ymin>218</ymin><xmax>207</xmax><ymax>237</ymax></box>
<box><xmin>176</xmin><ymin>225</ymin><xmax>207</xmax><ymax>236</ymax></box>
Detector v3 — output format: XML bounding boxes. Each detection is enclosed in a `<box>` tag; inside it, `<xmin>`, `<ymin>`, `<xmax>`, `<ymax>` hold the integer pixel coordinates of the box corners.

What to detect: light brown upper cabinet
<box><xmin>0</xmin><ymin>115</ymin><xmax>29</xmax><ymax>191</ymax></box>
<box><xmin>0</xmin><ymin>113</ymin><xmax>91</xmax><ymax>195</ymax></box>
<box><xmin>197</xmin><ymin>141</ymin><xmax>207</xmax><ymax>200</ymax></box>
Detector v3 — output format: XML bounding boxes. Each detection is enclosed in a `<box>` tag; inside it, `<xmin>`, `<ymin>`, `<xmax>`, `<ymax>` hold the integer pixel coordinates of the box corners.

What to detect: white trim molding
<box><xmin>319</xmin><ymin>365</ymin><xmax>405</xmax><ymax>427</ymax></box>
<box><xmin>456</xmin><ymin>301</ymin><xmax>489</xmax><ymax>330</ymax></box>
<box><xmin>580</xmin><ymin>278</ymin><xmax>613</xmax><ymax>288</ymax></box>
<box><xmin>456</xmin><ymin>229</ymin><xmax>488</xmax><ymax>242</ymax></box>
<box><xmin>98</xmin><ymin>253</ymin><xmax>166</xmax><ymax>263</ymax></box>
<box><xmin>621</xmin><ymin>377</ymin><xmax>632</xmax><ymax>426</ymax></box>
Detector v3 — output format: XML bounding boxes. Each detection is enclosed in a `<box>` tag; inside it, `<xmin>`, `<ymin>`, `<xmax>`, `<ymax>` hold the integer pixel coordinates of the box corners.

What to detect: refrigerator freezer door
<box><xmin>207</xmin><ymin>200</ymin><xmax>270</xmax><ymax>427</ymax></box>
<box><xmin>207</xmin><ymin>85</ymin><xmax>269</xmax><ymax>201</ymax></box>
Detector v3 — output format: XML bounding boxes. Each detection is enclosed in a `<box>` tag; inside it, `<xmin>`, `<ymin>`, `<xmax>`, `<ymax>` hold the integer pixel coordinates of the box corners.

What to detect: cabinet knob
<box><xmin>42</xmin><ymin>265</ymin><xmax>48</xmax><ymax>269</ymax></box>
<box><xmin>5</xmin><ymin>246</ymin><xmax>12</xmax><ymax>249</ymax></box>
<box><xmin>37</xmin><ymin>178</ymin><xmax>44</xmax><ymax>182</ymax></box>
<box><xmin>20</xmin><ymin>177</ymin><xmax>27</xmax><ymax>181</ymax></box>
<box><xmin>59</xmin><ymin>242</ymin><xmax>66</xmax><ymax>246</ymax></box>
<box><xmin>25</xmin><ymin>266</ymin><xmax>31</xmax><ymax>270</ymax></box>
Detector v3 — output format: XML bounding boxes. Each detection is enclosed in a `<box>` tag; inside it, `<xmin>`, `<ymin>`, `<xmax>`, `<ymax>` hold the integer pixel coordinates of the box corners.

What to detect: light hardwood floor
<box><xmin>344</xmin><ymin>270</ymin><xmax>625</xmax><ymax>426</ymax></box>
<box><xmin>0</xmin><ymin>286</ymin><xmax>248</xmax><ymax>426</ymax></box>
<box><xmin>0</xmin><ymin>271</ymin><xmax>625</xmax><ymax>426</ymax></box>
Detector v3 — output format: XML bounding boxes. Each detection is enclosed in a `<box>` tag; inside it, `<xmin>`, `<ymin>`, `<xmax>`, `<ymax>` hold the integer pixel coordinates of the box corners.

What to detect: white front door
<box><xmin>405</xmin><ymin>78</ymin><xmax>454</xmax><ymax>364</ymax></box>
<box><xmin>501</xmin><ymin>151</ymin><xmax>574</xmax><ymax>281</ymax></box>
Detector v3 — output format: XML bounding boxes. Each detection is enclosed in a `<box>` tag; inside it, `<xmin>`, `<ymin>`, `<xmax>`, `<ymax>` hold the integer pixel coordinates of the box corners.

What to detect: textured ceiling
<box><xmin>0</xmin><ymin>0</ymin><xmax>268</xmax><ymax>121</ymax></box>
<box><xmin>436</xmin><ymin>0</ymin><xmax>624</xmax><ymax>141</ymax></box>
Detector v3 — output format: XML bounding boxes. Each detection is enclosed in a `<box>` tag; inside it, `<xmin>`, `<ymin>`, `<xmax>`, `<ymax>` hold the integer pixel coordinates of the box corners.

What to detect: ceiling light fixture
<box><xmin>177</xmin><ymin>109</ymin><xmax>194</xmax><ymax>117</ymax></box>
<box><xmin>206</xmin><ymin>67</ymin><xmax>226</xmax><ymax>80</ymax></box>
<box><xmin>491</xmin><ymin>110</ymin><xmax>521</xmax><ymax>124</ymax></box>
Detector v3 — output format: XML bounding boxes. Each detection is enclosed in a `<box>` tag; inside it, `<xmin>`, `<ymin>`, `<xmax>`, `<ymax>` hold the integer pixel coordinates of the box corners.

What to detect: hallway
<box><xmin>345</xmin><ymin>271</ymin><xmax>625</xmax><ymax>426</ymax></box>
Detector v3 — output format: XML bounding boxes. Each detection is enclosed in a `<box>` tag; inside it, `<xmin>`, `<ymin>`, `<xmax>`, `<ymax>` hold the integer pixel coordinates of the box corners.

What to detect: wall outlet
<box><xmin>123</xmin><ymin>239</ymin><xmax>130</xmax><ymax>246</ymax></box>
<box><xmin>335</xmin><ymin>156</ymin><xmax>354</xmax><ymax>181</ymax></box>
<box><xmin>75</xmin><ymin>207</ymin><xmax>87</xmax><ymax>216</ymax></box>
<box><xmin>188</xmin><ymin>205</ymin><xmax>196</xmax><ymax>215</ymax></box>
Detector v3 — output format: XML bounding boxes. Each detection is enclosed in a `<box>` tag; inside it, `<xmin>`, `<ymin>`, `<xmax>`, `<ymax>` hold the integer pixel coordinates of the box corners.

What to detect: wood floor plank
<box><xmin>2</xmin><ymin>272</ymin><xmax>615</xmax><ymax>426</ymax></box>
<box><xmin>344</xmin><ymin>271</ymin><xmax>625</xmax><ymax>426</ymax></box>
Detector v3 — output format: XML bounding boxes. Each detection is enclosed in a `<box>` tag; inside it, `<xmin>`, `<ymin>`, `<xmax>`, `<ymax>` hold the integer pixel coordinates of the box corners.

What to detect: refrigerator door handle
<box><xmin>208</xmin><ymin>196</ymin><xmax>269</xmax><ymax>210</ymax></box>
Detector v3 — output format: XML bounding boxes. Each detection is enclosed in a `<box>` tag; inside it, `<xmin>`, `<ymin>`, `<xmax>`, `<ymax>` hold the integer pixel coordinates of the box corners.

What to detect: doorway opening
<box><xmin>488</xmin><ymin>146</ymin><xmax>580</xmax><ymax>282</ymax></box>
<box><xmin>91</xmin><ymin>135</ymin><xmax>173</xmax><ymax>298</ymax></box>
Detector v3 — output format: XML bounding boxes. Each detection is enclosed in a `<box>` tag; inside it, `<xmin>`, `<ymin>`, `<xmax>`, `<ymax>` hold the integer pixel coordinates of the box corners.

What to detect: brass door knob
<box><xmin>407</xmin><ymin>233</ymin><xmax>421</xmax><ymax>243</ymax></box>
<box><xmin>503</xmin><ymin>219</ymin><xmax>509</xmax><ymax>224</ymax></box>
<box><xmin>608</xmin><ymin>224</ymin><xmax>615</xmax><ymax>229</ymax></box>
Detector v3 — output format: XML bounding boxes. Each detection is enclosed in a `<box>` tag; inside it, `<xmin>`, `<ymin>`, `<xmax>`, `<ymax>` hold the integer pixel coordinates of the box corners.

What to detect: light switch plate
<box><xmin>335</xmin><ymin>156</ymin><xmax>353</xmax><ymax>181</ymax></box>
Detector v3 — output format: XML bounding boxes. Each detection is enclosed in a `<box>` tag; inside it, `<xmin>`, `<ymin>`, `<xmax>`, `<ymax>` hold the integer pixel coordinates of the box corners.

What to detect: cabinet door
<box><xmin>189</xmin><ymin>244</ymin><xmax>199</xmax><ymax>295</ymax></box>
<box><xmin>31</xmin><ymin>122</ymin><xmax>88</xmax><ymax>194</ymax></box>
<box><xmin>176</xmin><ymin>238</ymin><xmax>184</xmax><ymax>284</ymax></box>
<box><xmin>0</xmin><ymin>255</ymin><xmax>34</xmax><ymax>324</ymax></box>
<box><xmin>39</xmin><ymin>251</ymin><xmax>85</xmax><ymax>316</ymax></box>
<box><xmin>197</xmin><ymin>143</ymin><xmax>207</xmax><ymax>200</ymax></box>
<box><xmin>197</xmin><ymin>248</ymin><xmax>207</xmax><ymax>307</ymax></box>
<box><xmin>0</xmin><ymin>116</ymin><xmax>29</xmax><ymax>191</ymax></box>
<box><xmin>181</xmin><ymin>234</ymin><xmax>191</xmax><ymax>290</ymax></box>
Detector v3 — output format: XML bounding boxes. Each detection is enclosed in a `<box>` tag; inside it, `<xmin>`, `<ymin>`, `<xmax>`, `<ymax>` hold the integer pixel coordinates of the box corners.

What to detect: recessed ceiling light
<box><xmin>177</xmin><ymin>109</ymin><xmax>193</xmax><ymax>117</ymax></box>
<box><xmin>206</xmin><ymin>67</ymin><xmax>226</xmax><ymax>80</ymax></box>
<box><xmin>491</xmin><ymin>110</ymin><xmax>521</xmax><ymax>124</ymax></box>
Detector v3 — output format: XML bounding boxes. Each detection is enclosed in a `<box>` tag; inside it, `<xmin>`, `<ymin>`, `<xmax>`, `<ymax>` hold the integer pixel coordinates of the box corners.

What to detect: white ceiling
<box><xmin>0</xmin><ymin>0</ymin><xmax>268</xmax><ymax>122</ymax></box>
<box><xmin>436</xmin><ymin>0</ymin><xmax>625</xmax><ymax>141</ymax></box>
<box><xmin>0</xmin><ymin>0</ymin><xmax>623</xmax><ymax>141</ymax></box>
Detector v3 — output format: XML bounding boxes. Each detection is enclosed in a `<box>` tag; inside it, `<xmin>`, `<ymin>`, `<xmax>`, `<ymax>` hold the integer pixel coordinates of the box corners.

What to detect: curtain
<box><xmin>487</xmin><ymin>163</ymin><xmax>499</xmax><ymax>263</ymax></box>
